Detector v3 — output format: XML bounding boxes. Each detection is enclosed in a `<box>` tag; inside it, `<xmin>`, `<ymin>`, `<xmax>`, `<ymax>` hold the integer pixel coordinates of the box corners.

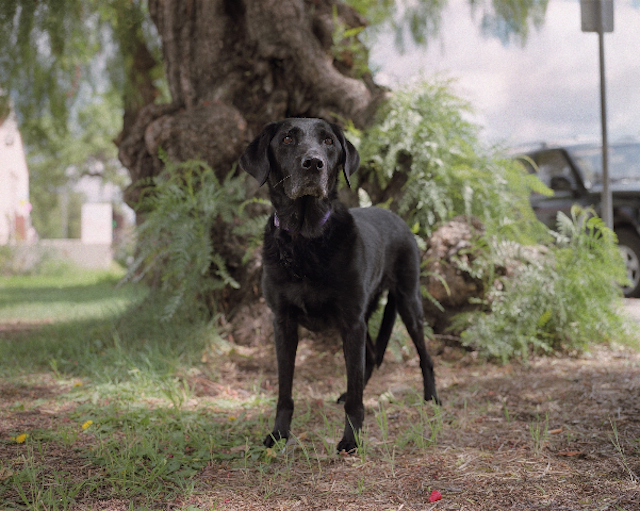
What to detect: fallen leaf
<box><xmin>0</xmin><ymin>467</ymin><xmax>14</xmax><ymax>481</ymax></box>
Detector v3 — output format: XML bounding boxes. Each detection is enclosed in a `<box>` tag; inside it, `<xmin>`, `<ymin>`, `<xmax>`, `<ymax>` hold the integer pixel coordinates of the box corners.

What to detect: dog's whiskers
<box><xmin>274</xmin><ymin>175</ymin><xmax>291</xmax><ymax>188</ymax></box>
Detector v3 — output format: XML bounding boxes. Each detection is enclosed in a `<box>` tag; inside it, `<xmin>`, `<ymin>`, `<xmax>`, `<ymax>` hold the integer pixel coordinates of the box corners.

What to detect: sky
<box><xmin>369</xmin><ymin>0</ymin><xmax>640</xmax><ymax>147</ymax></box>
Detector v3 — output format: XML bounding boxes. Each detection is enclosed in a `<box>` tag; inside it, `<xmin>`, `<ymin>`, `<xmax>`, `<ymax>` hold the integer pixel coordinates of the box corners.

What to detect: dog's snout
<box><xmin>302</xmin><ymin>156</ymin><xmax>324</xmax><ymax>171</ymax></box>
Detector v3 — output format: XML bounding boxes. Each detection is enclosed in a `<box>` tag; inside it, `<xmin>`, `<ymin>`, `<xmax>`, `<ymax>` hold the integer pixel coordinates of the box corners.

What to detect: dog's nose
<box><xmin>302</xmin><ymin>157</ymin><xmax>324</xmax><ymax>171</ymax></box>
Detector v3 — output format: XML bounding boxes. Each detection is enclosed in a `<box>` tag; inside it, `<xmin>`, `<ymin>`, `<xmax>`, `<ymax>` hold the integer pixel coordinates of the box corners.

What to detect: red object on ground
<box><xmin>429</xmin><ymin>490</ymin><xmax>442</xmax><ymax>502</ymax></box>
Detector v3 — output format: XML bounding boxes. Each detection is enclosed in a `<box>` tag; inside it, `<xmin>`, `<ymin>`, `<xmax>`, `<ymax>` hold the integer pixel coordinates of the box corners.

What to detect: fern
<box><xmin>455</xmin><ymin>207</ymin><xmax>632</xmax><ymax>361</ymax></box>
<box><xmin>122</xmin><ymin>159</ymin><xmax>252</xmax><ymax>321</ymax></box>
<box><xmin>358</xmin><ymin>79</ymin><xmax>550</xmax><ymax>243</ymax></box>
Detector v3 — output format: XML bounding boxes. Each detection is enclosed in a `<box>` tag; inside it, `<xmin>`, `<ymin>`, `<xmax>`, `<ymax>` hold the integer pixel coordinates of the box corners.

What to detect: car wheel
<box><xmin>617</xmin><ymin>229</ymin><xmax>640</xmax><ymax>298</ymax></box>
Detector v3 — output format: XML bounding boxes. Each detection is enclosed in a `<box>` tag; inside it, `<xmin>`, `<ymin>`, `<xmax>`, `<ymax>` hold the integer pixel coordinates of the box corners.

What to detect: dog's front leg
<box><xmin>264</xmin><ymin>313</ymin><xmax>299</xmax><ymax>448</ymax></box>
<box><xmin>337</xmin><ymin>320</ymin><xmax>367</xmax><ymax>453</ymax></box>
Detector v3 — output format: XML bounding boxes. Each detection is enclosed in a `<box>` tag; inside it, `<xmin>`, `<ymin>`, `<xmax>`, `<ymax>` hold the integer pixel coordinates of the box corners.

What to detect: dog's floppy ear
<box><xmin>330</xmin><ymin>123</ymin><xmax>360</xmax><ymax>187</ymax></box>
<box><xmin>239</xmin><ymin>122</ymin><xmax>279</xmax><ymax>187</ymax></box>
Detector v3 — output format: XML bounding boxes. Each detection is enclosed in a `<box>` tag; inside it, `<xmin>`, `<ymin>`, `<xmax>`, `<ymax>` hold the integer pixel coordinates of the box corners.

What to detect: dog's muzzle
<box><xmin>285</xmin><ymin>155</ymin><xmax>330</xmax><ymax>199</ymax></box>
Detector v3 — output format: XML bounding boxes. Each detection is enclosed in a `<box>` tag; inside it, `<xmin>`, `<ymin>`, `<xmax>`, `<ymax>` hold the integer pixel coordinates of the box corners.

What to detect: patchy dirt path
<box><xmin>217</xmin><ymin>339</ymin><xmax>640</xmax><ymax>510</ymax></box>
<box><xmin>2</xmin><ymin>297</ymin><xmax>640</xmax><ymax>510</ymax></box>
<box><xmin>2</xmin><ymin>335</ymin><xmax>639</xmax><ymax>510</ymax></box>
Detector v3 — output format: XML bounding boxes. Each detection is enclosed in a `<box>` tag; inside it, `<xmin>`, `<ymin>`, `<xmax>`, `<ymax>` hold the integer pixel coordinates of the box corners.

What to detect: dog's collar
<box><xmin>274</xmin><ymin>209</ymin><xmax>331</xmax><ymax>232</ymax></box>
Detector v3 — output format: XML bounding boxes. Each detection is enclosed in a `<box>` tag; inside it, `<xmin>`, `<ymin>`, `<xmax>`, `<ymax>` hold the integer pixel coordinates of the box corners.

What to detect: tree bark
<box><xmin>117</xmin><ymin>0</ymin><xmax>386</xmax><ymax>209</ymax></box>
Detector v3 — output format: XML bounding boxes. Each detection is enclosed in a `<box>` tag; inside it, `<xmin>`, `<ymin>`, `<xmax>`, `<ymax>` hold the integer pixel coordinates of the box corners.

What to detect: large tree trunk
<box><xmin>115</xmin><ymin>0</ymin><xmax>385</xmax><ymax>315</ymax></box>
<box><xmin>117</xmin><ymin>0</ymin><xmax>385</xmax><ymax>207</ymax></box>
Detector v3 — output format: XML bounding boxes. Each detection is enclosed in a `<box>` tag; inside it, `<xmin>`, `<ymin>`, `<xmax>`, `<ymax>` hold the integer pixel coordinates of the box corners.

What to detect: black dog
<box><xmin>239</xmin><ymin>118</ymin><xmax>439</xmax><ymax>453</ymax></box>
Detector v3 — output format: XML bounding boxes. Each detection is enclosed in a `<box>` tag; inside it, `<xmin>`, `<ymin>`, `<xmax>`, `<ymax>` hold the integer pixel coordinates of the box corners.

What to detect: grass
<box><xmin>0</xmin><ymin>265</ymin><xmax>274</xmax><ymax>507</ymax></box>
<box><xmin>0</xmin><ymin>264</ymin><xmax>222</xmax><ymax>381</ymax></box>
<box><xmin>0</xmin><ymin>266</ymin><xmax>141</xmax><ymax>323</ymax></box>
<box><xmin>528</xmin><ymin>413</ymin><xmax>550</xmax><ymax>456</ymax></box>
<box><xmin>0</xmin><ymin>264</ymin><xmax>144</xmax><ymax>375</ymax></box>
<box><xmin>1</xmin><ymin>266</ymin><xmax>640</xmax><ymax>509</ymax></box>
<box><xmin>609</xmin><ymin>418</ymin><xmax>640</xmax><ymax>483</ymax></box>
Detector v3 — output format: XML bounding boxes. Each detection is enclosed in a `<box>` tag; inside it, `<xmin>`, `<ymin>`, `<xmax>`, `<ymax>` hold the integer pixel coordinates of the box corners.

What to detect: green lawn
<box><xmin>0</xmin><ymin>263</ymin><xmax>226</xmax><ymax>383</ymax></box>
<box><xmin>0</xmin><ymin>267</ymin><xmax>145</xmax><ymax>323</ymax></box>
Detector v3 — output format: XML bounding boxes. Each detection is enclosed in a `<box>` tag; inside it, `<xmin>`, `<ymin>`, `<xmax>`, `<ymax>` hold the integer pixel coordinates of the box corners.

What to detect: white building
<box><xmin>0</xmin><ymin>109</ymin><xmax>32</xmax><ymax>244</ymax></box>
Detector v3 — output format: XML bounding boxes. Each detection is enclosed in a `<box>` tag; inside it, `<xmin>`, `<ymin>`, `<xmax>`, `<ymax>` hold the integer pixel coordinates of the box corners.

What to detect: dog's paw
<box><xmin>425</xmin><ymin>393</ymin><xmax>442</xmax><ymax>406</ymax></box>
<box><xmin>336</xmin><ymin>392</ymin><xmax>347</xmax><ymax>404</ymax></box>
<box><xmin>336</xmin><ymin>438</ymin><xmax>358</xmax><ymax>455</ymax></box>
<box><xmin>263</xmin><ymin>431</ymin><xmax>287</xmax><ymax>448</ymax></box>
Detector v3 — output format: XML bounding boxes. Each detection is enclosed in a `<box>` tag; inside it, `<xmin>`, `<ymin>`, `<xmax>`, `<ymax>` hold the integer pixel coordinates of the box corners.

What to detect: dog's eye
<box><xmin>283</xmin><ymin>135</ymin><xmax>293</xmax><ymax>145</ymax></box>
<box><xmin>324</xmin><ymin>137</ymin><xmax>333</xmax><ymax>146</ymax></box>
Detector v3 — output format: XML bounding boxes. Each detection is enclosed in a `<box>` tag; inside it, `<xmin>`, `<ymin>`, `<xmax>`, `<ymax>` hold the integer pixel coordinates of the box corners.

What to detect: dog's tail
<box><xmin>375</xmin><ymin>293</ymin><xmax>397</xmax><ymax>367</ymax></box>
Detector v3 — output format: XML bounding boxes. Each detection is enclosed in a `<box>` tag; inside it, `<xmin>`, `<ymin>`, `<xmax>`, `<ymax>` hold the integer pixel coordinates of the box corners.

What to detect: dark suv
<box><xmin>515</xmin><ymin>142</ymin><xmax>640</xmax><ymax>297</ymax></box>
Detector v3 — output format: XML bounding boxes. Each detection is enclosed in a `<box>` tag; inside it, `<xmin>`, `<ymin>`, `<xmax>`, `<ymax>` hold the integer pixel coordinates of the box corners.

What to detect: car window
<box><xmin>570</xmin><ymin>147</ymin><xmax>600</xmax><ymax>186</ymax></box>
<box><xmin>534</xmin><ymin>150</ymin><xmax>575</xmax><ymax>191</ymax></box>
<box><xmin>570</xmin><ymin>144</ymin><xmax>640</xmax><ymax>184</ymax></box>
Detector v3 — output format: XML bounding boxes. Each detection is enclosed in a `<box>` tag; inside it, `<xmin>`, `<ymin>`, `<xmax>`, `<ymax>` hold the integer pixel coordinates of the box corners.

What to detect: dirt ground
<box><xmin>200</xmin><ymin>330</ymin><xmax>640</xmax><ymax>510</ymax></box>
<box><xmin>1</xmin><ymin>306</ymin><xmax>639</xmax><ymax>510</ymax></box>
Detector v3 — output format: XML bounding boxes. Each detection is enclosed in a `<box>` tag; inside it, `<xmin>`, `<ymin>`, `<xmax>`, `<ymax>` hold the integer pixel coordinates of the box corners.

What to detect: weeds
<box><xmin>356</xmin><ymin>79</ymin><xmax>549</xmax><ymax>242</ymax></box>
<box><xmin>3</xmin><ymin>395</ymin><xmax>260</xmax><ymax>506</ymax></box>
<box><xmin>355</xmin><ymin>79</ymin><xmax>632</xmax><ymax>362</ymax></box>
<box><xmin>609</xmin><ymin>418</ymin><xmax>639</xmax><ymax>482</ymax></box>
<box><xmin>375</xmin><ymin>401</ymin><xmax>397</xmax><ymax>476</ymax></box>
<box><xmin>123</xmin><ymin>158</ymin><xmax>257</xmax><ymax>321</ymax></box>
<box><xmin>2</xmin><ymin>258</ymin><xmax>638</xmax><ymax>508</ymax></box>
<box><xmin>12</xmin><ymin>442</ymin><xmax>98</xmax><ymax>510</ymax></box>
<box><xmin>396</xmin><ymin>394</ymin><xmax>443</xmax><ymax>454</ymax></box>
<box><xmin>528</xmin><ymin>414</ymin><xmax>549</xmax><ymax>455</ymax></box>
<box><xmin>2</xmin><ymin>340</ymin><xmax>639</xmax><ymax>509</ymax></box>
<box><xmin>502</xmin><ymin>398</ymin><xmax>511</xmax><ymax>423</ymax></box>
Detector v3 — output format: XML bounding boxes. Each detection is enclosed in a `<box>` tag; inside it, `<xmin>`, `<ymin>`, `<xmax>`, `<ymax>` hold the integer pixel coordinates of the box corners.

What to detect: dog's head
<box><xmin>239</xmin><ymin>118</ymin><xmax>360</xmax><ymax>200</ymax></box>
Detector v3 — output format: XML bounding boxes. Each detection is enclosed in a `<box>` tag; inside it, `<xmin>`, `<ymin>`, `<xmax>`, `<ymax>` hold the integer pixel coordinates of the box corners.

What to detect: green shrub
<box><xmin>453</xmin><ymin>207</ymin><xmax>631</xmax><ymax>361</ymax></box>
<box><xmin>357</xmin><ymin>79</ymin><xmax>550</xmax><ymax>242</ymax></box>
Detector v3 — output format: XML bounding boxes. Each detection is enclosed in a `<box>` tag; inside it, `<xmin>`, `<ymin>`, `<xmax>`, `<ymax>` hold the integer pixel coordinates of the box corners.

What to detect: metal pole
<box><xmin>597</xmin><ymin>0</ymin><xmax>613</xmax><ymax>229</ymax></box>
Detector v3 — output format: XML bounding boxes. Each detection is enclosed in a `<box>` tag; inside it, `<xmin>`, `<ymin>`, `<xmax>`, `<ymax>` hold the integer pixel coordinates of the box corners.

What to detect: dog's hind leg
<box><xmin>396</xmin><ymin>289</ymin><xmax>440</xmax><ymax>405</ymax></box>
<box><xmin>374</xmin><ymin>293</ymin><xmax>397</xmax><ymax>367</ymax></box>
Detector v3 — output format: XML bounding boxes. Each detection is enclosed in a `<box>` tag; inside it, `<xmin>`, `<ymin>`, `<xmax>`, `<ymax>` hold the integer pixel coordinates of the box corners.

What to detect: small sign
<box><xmin>581</xmin><ymin>0</ymin><xmax>614</xmax><ymax>33</ymax></box>
<box><xmin>81</xmin><ymin>203</ymin><xmax>113</xmax><ymax>244</ymax></box>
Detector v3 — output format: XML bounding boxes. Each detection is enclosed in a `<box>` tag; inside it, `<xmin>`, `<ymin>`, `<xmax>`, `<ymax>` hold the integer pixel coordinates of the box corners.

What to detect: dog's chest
<box><xmin>263</xmin><ymin>241</ymin><xmax>352</xmax><ymax>329</ymax></box>
<box><xmin>258</xmin><ymin>267</ymin><xmax>340</xmax><ymax>331</ymax></box>
<box><xmin>268</xmin><ymin>230</ymin><xmax>344</xmax><ymax>282</ymax></box>
<box><xmin>272</xmin><ymin>263</ymin><xmax>340</xmax><ymax>310</ymax></box>
<box><xmin>287</xmin><ymin>282</ymin><xmax>341</xmax><ymax>331</ymax></box>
